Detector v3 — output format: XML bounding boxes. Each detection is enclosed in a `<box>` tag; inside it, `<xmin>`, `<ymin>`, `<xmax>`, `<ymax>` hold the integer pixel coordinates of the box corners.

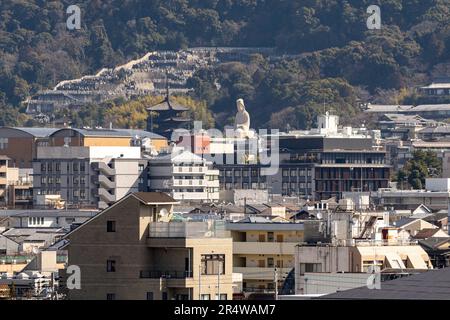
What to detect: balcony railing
<box><xmin>140</xmin><ymin>270</ymin><xmax>193</xmax><ymax>279</ymax></box>
<box><xmin>149</xmin><ymin>221</ymin><xmax>229</xmax><ymax>239</ymax></box>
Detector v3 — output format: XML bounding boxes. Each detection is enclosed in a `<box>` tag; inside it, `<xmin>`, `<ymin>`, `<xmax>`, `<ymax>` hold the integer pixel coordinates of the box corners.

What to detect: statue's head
<box><xmin>236</xmin><ymin>98</ymin><xmax>245</xmax><ymax>112</ymax></box>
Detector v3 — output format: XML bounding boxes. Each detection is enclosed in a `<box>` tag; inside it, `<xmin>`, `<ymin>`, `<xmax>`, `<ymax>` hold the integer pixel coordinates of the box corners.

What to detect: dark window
<box><xmin>146</xmin><ymin>292</ymin><xmax>153</xmax><ymax>300</ymax></box>
<box><xmin>106</xmin><ymin>293</ymin><xmax>116</xmax><ymax>300</ymax></box>
<box><xmin>201</xmin><ymin>254</ymin><xmax>225</xmax><ymax>275</ymax></box>
<box><xmin>107</xmin><ymin>260</ymin><xmax>116</xmax><ymax>272</ymax></box>
<box><xmin>162</xmin><ymin>292</ymin><xmax>168</xmax><ymax>300</ymax></box>
<box><xmin>107</xmin><ymin>221</ymin><xmax>116</xmax><ymax>233</ymax></box>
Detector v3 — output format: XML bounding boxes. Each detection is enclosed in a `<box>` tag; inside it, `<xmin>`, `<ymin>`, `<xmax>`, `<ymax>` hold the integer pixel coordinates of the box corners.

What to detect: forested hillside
<box><xmin>1</xmin><ymin>0</ymin><xmax>450</xmax><ymax>128</ymax></box>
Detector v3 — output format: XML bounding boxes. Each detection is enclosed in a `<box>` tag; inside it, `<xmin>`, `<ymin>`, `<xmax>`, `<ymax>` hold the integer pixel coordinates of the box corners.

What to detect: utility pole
<box><xmin>217</xmin><ymin>263</ymin><xmax>220</xmax><ymax>300</ymax></box>
<box><xmin>274</xmin><ymin>268</ymin><xmax>278</xmax><ymax>300</ymax></box>
<box><xmin>198</xmin><ymin>264</ymin><xmax>201</xmax><ymax>300</ymax></box>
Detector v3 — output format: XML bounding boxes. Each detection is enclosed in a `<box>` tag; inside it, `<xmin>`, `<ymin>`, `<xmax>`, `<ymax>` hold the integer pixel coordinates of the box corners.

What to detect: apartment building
<box><xmin>294</xmin><ymin>242</ymin><xmax>432</xmax><ymax>295</ymax></box>
<box><xmin>226</xmin><ymin>217</ymin><xmax>305</xmax><ymax>294</ymax></box>
<box><xmin>270</xmin><ymin>113</ymin><xmax>390</xmax><ymax>200</ymax></box>
<box><xmin>64</xmin><ymin>192</ymin><xmax>234</xmax><ymax>300</ymax></box>
<box><xmin>148</xmin><ymin>149</ymin><xmax>220</xmax><ymax>202</ymax></box>
<box><xmin>0</xmin><ymin>127</ymin><xmax>58</xmax><ymax>169</ymax></box>
<box><xmin>0</xmin><ymin>156</ymin><xmax>33</xmax><ymax>208</ymax></box>
<box><xmin>33</xmin><ymin>146</ymin><xmax>147</xmax><ymax>209</ymax></box>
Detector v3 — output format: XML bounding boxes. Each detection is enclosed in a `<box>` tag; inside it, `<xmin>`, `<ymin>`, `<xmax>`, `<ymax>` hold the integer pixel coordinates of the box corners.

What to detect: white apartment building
<box><xmin>148</xmin><ymin>149</ymin><xmax>220</xmax><ymax>202</ymax></box>
<box><xmin>33</xmin><ymin>146</ymin><xmax>147</xmax><ymax>209</ymax></box>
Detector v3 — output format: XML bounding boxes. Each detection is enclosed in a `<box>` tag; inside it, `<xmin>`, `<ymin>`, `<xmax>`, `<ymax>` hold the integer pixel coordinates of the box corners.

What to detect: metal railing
<box><xmin>149</xmin><ymin>221</ymin><xmax>229</xmax><ymax>239</ymax></box>
<box><xmin>140</xmin><ymin>270</ymin><xmax>193</xmax><ymax>279</ymax></box>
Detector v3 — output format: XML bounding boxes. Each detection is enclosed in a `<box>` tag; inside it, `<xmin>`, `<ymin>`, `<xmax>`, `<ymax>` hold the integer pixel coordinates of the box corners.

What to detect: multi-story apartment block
<box><xmin>226</xmin><ymin>218</ymin><xmax>305</xmax><ymax>294</ymax></box>
<box><xmin>148</xmin><ymin>149</ymin><xmax>220</xmax><ymax>202</ymax></box>
<box><xmin>33</xmin><ymin>146</ymin><xmax>147</xmax><ymax>209</ymax></box>
<box><xmin>270</xmin><ymin>113</ymin><xmax>391</xmax><ymax>200</ymax></box>
<box><xmin>0</xmin><ymin>156</ymin><xmax>33</xmax><ymax>208</ymax></box>
<box><xmin>64</xmin><ymin>192</ymin><xmax>234</xmax><ymax>300</ymax></box>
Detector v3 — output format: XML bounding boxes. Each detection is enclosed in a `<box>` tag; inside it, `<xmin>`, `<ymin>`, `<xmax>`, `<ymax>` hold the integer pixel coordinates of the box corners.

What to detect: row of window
<box><xmin>222</xmin><ymin>182</ymin><xmax>267</xmax><ymax>190</ymax></box>
<box><xmin>38</xmin><ymin>189</ymin><xmax>87</xmax><ymax>199</ymax></box>
<box><xmin>41</xmin><ymin>162</ymin><xmax>86</xmax><ymax>172</ymax></box>
<box><xmin>40</xmin><ymin>176</ymin><xmax>87</xmax><ymax>185</ymax></box>
<box><xmin>105</xmin><ymin>254</ymin><xmax>225</xmax><ymax>276</ymax></box>
<box><xmin>28</xmin><ymin>217</ymin><xmax>45</xmax><ymax>225</ymax></box>
<box><xmin>282</xmin><ymin>182</ymin><xmax>312</xmax><ymax>189</ymax></box>
<box><xmin>221</xmin><ymin>170</ymin><xmax>260</xmax><ymax>177</ymax></box>
<box><xmin>282</xmin><ymin>169</ymin><xmax>312</xmax><ymax>177</ymax></box>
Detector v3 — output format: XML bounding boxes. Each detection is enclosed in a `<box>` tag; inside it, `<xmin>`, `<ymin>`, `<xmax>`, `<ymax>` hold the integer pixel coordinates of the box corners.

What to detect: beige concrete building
<box><xmin>227</xmin><ymin>217</ymin><xmax>305</xmax><ymax>294</ymax></box>
<box><xmin>295</xmin><ymin>242</ymin><xmax>433</xmax><ymax>295</ymax></box>
<box><xmin>64</xmin><ymin>192</ymin><xmax>235</xmax><ymax>300</ymax></box>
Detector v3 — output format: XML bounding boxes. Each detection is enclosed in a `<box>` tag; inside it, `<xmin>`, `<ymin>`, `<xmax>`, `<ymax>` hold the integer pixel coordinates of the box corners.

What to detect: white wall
<box><xmin>426</xmin><ymin>178</ymin><xmax>450</xmax><ymax>192</ymax></box>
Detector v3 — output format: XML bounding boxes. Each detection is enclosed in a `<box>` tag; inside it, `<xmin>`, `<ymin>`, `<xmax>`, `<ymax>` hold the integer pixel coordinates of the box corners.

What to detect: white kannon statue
<box><xmin>234</xmin><ymin>98</ymin><xmax>251</xmax><ymax>138</ymax></box>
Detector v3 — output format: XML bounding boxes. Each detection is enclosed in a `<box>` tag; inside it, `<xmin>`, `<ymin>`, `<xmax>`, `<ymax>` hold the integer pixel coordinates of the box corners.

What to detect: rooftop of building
<box><xmin>0</xmin><ymin>209</ymin><xmax>98</xmax><ymax>218</ymax></box>
<box><xmin>50</xmin><ymin>127</ymin><xmax>166</xmax><ymax>140</ymax></box>
<box><xmin>0</xmin><ymin>127</ymin><xmax>59</xmax><ymax>138</ymax></box>
<box><xmin>133</xmin><ymin>192</ymin><xmax>179</xmax><ymax>204</ymax></box>
<box><xmin>418</xmin><ymin>237</ymin><xmax>450</xmax><ymax>250</ymax></box>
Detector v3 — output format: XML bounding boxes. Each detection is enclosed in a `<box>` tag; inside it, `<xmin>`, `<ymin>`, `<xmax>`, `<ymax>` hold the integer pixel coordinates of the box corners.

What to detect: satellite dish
<box><xmin>32</xmin><ymin>247</ymin><xmax>40</xmax><ymax>255</ymax></box>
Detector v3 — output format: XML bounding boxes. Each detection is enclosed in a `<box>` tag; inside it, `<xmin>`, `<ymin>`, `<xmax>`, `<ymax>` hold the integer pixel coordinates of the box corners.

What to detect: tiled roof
<box><xmin>319</xmin><ymin>268</ymin><xmax>450</xmax><ymax>300</ymax></box>
<box><xmin>132</xmin><ymin>192</ymin><xmax>178</xmax><ymax>204</ymax></box>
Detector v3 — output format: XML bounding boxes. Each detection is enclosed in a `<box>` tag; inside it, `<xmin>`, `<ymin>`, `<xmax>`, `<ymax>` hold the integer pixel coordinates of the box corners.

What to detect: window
<box><xmin>162</xmin><ymin>292</ymin><xmax>168</xmax><ymax>300</ymax></box>
<box><xmin>0</xmin><ymin>138</ymin><xmax>8</xmax><ymax>150</ymax></box>
<box><xmin>268</xmin><ymin>258</ymin><xmax>274</xmax><ymax>268</ymax></box>
<box><xmin>107</xmin><ymin>260</ymin><xmax>116</xmax><ymax>272</ymax></box>
<box><xmin>107</xmin><ymin>221</ymin><xmax>116</xmax><ymax>233</ymax></box>
<box><xmin>201</xmin><ymin>254</ymin><xmax>225</xmax><ymax>275</ymax></box>
<box><xmin>41</xmin><ymin>163</ymin><xmax>46</xmax><ymax>172</ymax></box>
<box><xmin>282</xmin><ymin>170</ymin><xmax>289</xmax><ymax>177</ymax></box>
<box><xmin>268</xmin><ymin>232</ymin><xmax>274</xmax><ymax>242</ymax></box>
<box><xmin>80</xmin><ymin>190</ymin><xmax>86</xmax><ymax>199</ymax></box>
<box><xmin>73</xmin><ymin>163</ymin><xmax>78</xmax><ymax>172</ymax></box>
<box><xmin>106</xmin><ymin>293</ymin><xmax>116</xmax><ymax>300</ymax></box>
<box><xmin>80</xmin><ymin>163</ymin><xmax>86</xmax><ymax>172</ymax></box>
<box><xmin>80</xmin><ymin>177</ymin><xmax>86</xmax><ymax>185</ymax></box>
<box><xmin>201</xmin><ymin>294</ymin><xmax>210</xmax><ymax>300</ymax></box>
<box><xmin>55</xmin><ymin>163</ymin><xmax>61</xmax><ymax>172</ymax></box>
<box><xmin>146</xmin><ymin>292</ymin><xmax>153</xmax><ymax>300</ymax></box>
<box><xmin>215</xmin><ymin>294</ymin><xmax>227</xmax><ymax>300</ymax></box>
<box><xmin>299</xmin><ymin>263</ymin><xmax>322</xmax><ymax>275</ymax></box>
